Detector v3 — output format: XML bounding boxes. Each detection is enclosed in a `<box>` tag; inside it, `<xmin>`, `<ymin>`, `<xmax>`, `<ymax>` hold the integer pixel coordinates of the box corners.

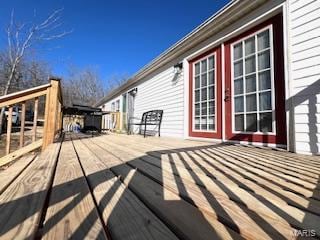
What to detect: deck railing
<box><xmin>0</xmin><ymin>78</ymin><xmax>63</xmax><ymax>167</ymax></box>
<box><xmin>102</xmin><ymin>111</ymin><xmax>121</xmax><ymax>131</ymax></box>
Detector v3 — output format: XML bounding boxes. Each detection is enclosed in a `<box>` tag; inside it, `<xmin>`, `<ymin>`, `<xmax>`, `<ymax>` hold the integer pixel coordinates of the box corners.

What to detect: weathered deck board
<box><xmin>82</xmin><ymin>137</ymin><xmax>241</xmax><ymax>240</ymax></box>
<box><xmin>71</xmin><ymin>136</ymin><xmax>179</xmax><ymax>240</ymax></box>
<box><xmin>41</xmin><ymin>140</ymin><xmax>108</xmax><ymax>240</ymax></box>
<box><xmin>0</xmin><ymin>141</ymin><xmax>61</xmax><ymax>239</ymax></box>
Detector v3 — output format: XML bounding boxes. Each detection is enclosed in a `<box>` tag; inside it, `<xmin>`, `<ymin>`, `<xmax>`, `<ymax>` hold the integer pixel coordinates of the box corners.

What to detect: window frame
<box><xmin>115</xmin><ymin>99</ymin><xmax>120</xmax><ymax>112</ymax></box>
<box><xmin>192</xmin><ymin>52</ymin><xmax>217</xmax><ymax>133</ymax></box>
<box><xmin>230</xmin><ymin>25</ymin><xmax>276</xmax><ymax>135</ymax></box>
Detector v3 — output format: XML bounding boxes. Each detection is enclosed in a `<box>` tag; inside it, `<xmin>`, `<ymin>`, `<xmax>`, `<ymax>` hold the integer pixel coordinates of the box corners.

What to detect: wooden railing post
<box><xmin>19</xmin><ymin>102</ymin><xmax>26</xmax><ymax>148</ymax></box>
<box><xmin>6</xmin><ymin>106</ymin><xmax>13</xmax><ymax>155</ymax></box>
<box><xmin>42</xmin><ymin>78</ymin><xmax>61</xmax><ymax>149</ymax></box>
<box><xmin>32</xmin><ymin>97</ymin><xmax>39</xmax><ymax>142</ymax></box>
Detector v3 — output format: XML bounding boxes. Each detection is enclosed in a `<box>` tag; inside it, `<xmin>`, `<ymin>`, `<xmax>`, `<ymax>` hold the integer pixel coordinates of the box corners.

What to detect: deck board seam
<box><xmin>35</xmin><ymin>135</ymin><xmax>64</xmax><ymax>239</ymax></box>
<box><xmin>80</xmin><ymin>137</ymin><xmax>193</xmax><ymax>240</ymax></box>
<box><xmin>87</xmin><ymin>137</ymin><xmax>244</xmax><ymax>237</ymax></box>
<box><xmin>70</xmin><ymin>134</ymin><xmax>112</xmax><ymax>240</ymax></box>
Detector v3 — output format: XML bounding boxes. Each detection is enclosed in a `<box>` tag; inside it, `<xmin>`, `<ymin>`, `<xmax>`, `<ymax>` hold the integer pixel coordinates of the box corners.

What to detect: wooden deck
<box><xmin>0</xmin><ymin>133</ymin><xmax>320</xmax><ymax>240</ymax></box>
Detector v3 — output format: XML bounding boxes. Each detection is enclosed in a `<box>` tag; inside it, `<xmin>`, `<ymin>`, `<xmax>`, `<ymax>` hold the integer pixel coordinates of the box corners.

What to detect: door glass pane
<box><xmin>258</xmin><ymin>30</ymin><xmax>270</xmax><ymax>51</ymax></box>
<box><xmin>209</xmin><ymin>71</ymin><xmax>214</xmax><ymax>85</ymax></box>
<box><xmin>201</xmin><ymin>88</ymin><xmax>207</xmax><ymax>101</ymax></box>
<box><xmin>193</xmin><ymin>54</ymin><xmax>215</xmax><ymax>132</ymax></box>
<box><xmin>245</xmin><ymin>37</ymin><xmax>255</xmax><ymax>56</ymax></box>
<box><xmin>195</xmin><ymin>63</ymin><xmax>200</xmax><ymax>75</ymax></box>
<box><xmin>201</xmin><ymin>102</ymin><xmax>207</xmax><ymax>115</ymax></box>
<box><xmin>235</xmin><ymin>114</ymin><xmax>244</xmax><ymax>131</ymax></box>
<box><xmin>208</xmin><ymin>116</ymin><xmax>215</xmax><ymax>130</ymax></box>
<box><xmin>201</xmin><ymin>73</ymin><xmax>207</xmax><ymax>87</ymax></box>
<box><xmin>195</xmin><ymin>103</ymin><xmax>200</xmax><ymax>116</ymax></box>
<box><xmin>259</xmin><ymin>92</ymin><xmax>272</xmax><ymax>110</ymax></box>
<box><xmin>201</xmin><ymin>117</ymin><xmax>207</xmax><ymax>130</ymax></box>
<box><xmin>195</xmin><ymin>76</ymin><xmax>200</xmax><ymax>89</ymax></box>
<box><xmin>195</xmin><ymin>117</ymin><xmax>200</xmax><ymax>130</ymax></box>
<box><xmin>209</xmin><ymin>101</ymin><xmax>215</xmax><ymax>115</ymax></box>
<box><xmin>260</xmin><ymin>112</ymin><xmax>272</xmax><ymax>132</ymax></box>
<box><xmin>246</xmin><ymin>113</ymin><xmax>257</xmax><ymax>131</ymax></box>
<box><xmin>234</xmin><ymin>61</ymin><xmax>243</xmax><ymax>78</ymax></box>
<box><xmin>195</xmin><ymin>90</ymin><xmax>200</xmax><ymax>102</ymax></box>
<box><xmin>258</xmin><ymin>70</ymin><xmax>271</xmax><ymax>90</ymax></box>
<box><xmin>234</xmin><ymin>96</ymin><xmax>244</xmax><ymax>113</ymax></box>
<box><xmin>246</xmin><ymin>74</ymin><xmax>256</xmax><ymax>93</ymax></box>
<box><xmin>234</xmin><ymin>78</ymin><xmax>243</xmax><ymax>95</ymax></box>
<box><xmin>209</xmin><ymin>86</ymin><xmax>215</xmax><ymax>100</ymax></box>
<box><xmin>245</xmin><ymin>56</ymin><xmax>256</xmax><ymax>74</ymax></box>
<box><xmin>209</xmin><ymin>56</ymin><xmax>215</xmax><ymax>70</ymax></box>
<box><xmin>201</xmin><ymin>60</ymin><xmax>207</xmax><ymax>73</ymax></box>
<box><xmin>246</xmin><ymin>94</ymin><xmax>257</xmax><ymax>112</ymax></box>
<box><xmin>232</xmin><ymin>27</ymin><xmax>273</xmax><ymax>134</ymax></box>
<box><xmin>258</xmin><ymin>50</ymin><xmax>270</xmax><ymax>70</ymax></box>
<box><xmin>234</xmin><ymin>42</ymin><xmax>243</xmax><ymax>60</ymax></box>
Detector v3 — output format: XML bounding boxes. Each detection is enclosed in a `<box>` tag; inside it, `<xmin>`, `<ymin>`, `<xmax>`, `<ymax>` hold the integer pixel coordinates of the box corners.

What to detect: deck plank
<box><xmin>106</xmin><ymin>134</ymin><xmax>320</xmax><ymax>215</ymax></box>
<box><xmin>81</xmin><ymin>137</ymin><xmax>242</xmax><ymax>240</ymax></box>
<box><xmin>71</xmin><ymin>136</ymin><xmax>179</xmax><ymax>240</ymax></box>
<box><xmin>0</xmin><ymin>154</ymin><xmax>36</xmax><ymax>194</ymax></box>
<box><xmin>0</xmin><ymin>141</ymin><xmax>61</xmax><ymax>239</ymax></box>
<box><xmin>92</xmin><ymin>137</ymin><xmax>303</xmax><ymax>240</ymax></box>
<box><xmin>41</xmin><ymin>140</ymin><xmax>108</xmax><ymax>240</ymax></box>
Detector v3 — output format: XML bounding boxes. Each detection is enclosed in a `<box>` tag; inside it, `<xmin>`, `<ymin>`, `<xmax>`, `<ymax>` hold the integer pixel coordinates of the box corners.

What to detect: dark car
<box><xmin>25</xmin><ymin>110</ymin><xmax>34</xmax><ymax>122</ymax></box>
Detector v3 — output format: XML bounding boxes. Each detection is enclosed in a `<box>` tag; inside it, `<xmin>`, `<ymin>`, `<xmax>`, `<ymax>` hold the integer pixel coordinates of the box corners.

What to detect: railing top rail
<box><xmin>0</xmin><ymin>83</ymin><xmax>51</xmax><ymax>107</ymax></box>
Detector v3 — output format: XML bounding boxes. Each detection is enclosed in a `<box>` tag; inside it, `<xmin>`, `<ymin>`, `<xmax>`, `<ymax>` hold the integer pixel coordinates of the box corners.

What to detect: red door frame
<box><xmin>224</xmin><ymin>13</ymin><xmax>287</xmax><ymax>145</ymax></box>
<box><xmin>188</xmin><ymin>47</ymin><xmax>222</xmax><ymax>139</ymax></box>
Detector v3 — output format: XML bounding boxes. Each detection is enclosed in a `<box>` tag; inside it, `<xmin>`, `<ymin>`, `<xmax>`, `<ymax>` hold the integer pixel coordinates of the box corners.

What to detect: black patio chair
<box><xmin>129</xmin><ymin>110</ymin><xmax>163</xmax><ymax>137</ymax></box>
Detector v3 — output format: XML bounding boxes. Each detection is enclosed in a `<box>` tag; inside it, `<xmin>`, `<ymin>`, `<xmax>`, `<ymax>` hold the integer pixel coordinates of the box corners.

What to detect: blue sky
<box><xmin>0</xmin><ymin>0</ymin><xmax>230</xmax><ymax>84</ymax></box>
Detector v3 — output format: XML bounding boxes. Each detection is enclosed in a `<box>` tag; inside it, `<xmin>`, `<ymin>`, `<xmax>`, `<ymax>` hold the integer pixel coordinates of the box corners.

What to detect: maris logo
<box><xmin>293</xmin><ymin>229</ymin><xmax>316</xmax><ymax>237</ymax></box>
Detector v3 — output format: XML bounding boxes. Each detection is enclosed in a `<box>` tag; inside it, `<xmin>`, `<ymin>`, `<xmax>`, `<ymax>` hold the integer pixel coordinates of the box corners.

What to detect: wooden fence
<box><xmin>0</xmin><ymin>78</ymin><xmax>63</xmax><ymax>167</ymax></box>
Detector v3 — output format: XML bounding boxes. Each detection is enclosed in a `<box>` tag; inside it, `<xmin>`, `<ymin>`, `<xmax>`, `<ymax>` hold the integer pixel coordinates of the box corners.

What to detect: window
<box><xmin>193</xmin><ymin>54</ymin><xmax>216</xmax><ymax>131</ymax></box>
<box><xmin>111</xmin><ymin>102</ymin><xmax>115</xmax><ymax>112</ymax></box>
<box><xmin>232</xmin><ymin>27</ymin><xmax>274</xmax><ymax>133</ymax></box>
<box><xmin>115</xmin><ymin>100</ymin><xmax>120</xmax><ymax>112</ymax></box>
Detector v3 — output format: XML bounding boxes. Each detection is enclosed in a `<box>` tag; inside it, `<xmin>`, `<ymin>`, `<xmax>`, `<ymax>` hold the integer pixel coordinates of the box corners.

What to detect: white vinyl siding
<box><xmin>133</xmin><ymin>67</ymin><xmax>184</xmax><ymax>138</ymax></box>
<box><xmin>289</xmin><ymin>0</ymin><xmax>320</xmax><ymax>154</ymax></box>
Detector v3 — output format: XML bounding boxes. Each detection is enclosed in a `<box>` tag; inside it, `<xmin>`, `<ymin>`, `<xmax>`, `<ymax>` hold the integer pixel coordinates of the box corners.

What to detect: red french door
<box><xmin>189</xmin><ymin>47</ymin><xmax>222</xmax><ymax>139</ymax></box>
<box><xmin>224</xmin><ymin>14</ymin><xmax>287</xmax><ymax>145</ymax></box>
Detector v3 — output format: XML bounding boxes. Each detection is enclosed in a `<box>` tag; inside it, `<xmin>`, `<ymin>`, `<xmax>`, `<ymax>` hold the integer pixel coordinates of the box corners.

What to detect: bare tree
<box><xmin>105</xmin><ymin>73</ymin><xmax>129</xmax><ymax>95</ymax></box>
<box><xmin>0</xmin><ymin>8</ymin><xmax>71</xmax><ymax>134</ymax></box>
<box><xmin>63</xmin><ymin>66</ymin><xmax>106</xmax><ymax>107</ymax></box>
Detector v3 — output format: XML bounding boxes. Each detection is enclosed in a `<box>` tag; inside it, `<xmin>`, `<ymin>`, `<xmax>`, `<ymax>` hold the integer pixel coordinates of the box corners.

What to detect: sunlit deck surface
<box><xmin>0</xmin><ymin>133</ymin><xmax>320</xmax><ymax>240</ymax></box>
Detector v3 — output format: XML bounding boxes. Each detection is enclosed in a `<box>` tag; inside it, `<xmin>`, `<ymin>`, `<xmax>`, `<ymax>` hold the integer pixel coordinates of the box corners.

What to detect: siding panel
<box><xmin>133</xmin><ymin>67</ymin><xmax>185</xmax><ymax>138</ymax></box>
<box><xmin>289</xmin><ymin>0</ymin><xmax>320</xmax><ymax>154</ymax></box>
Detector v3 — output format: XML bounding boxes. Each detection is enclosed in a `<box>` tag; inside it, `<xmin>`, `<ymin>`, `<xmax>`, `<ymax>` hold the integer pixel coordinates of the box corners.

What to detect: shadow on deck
<box><xmin>0</xmin><ymin>133</ymin><xmax>320</xmax><ymax>240</ymax></box>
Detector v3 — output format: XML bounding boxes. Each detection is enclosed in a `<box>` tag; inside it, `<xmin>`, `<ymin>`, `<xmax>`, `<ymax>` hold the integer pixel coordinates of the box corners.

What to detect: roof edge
<box><xmin>94</xmin><ymin>0</ymin><xmax>266</xmax><ymax>107</ymax></box>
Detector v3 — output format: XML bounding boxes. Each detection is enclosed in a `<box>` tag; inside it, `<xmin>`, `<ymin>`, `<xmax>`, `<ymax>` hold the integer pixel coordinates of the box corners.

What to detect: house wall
<box><xmin>98</xmin><ymin>0</ymin><xmax>320</xmax><ymax>154</ymax></box>
<box><xmin>133</xmin><ymin>67</ymin><xmax>184</xmax><ymax>138</ymax></box>
<box><xmin>288</xmin><ymin>0</ymin><xmax>320</xmax><ymax>154</ymax></box>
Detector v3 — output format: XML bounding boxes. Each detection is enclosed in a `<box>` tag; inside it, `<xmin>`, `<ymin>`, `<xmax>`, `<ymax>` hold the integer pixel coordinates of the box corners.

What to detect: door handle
<box><xmin>224</xmin><ymin>88</ymin><xmax>231</xmax><ymax>102</ymax></box>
